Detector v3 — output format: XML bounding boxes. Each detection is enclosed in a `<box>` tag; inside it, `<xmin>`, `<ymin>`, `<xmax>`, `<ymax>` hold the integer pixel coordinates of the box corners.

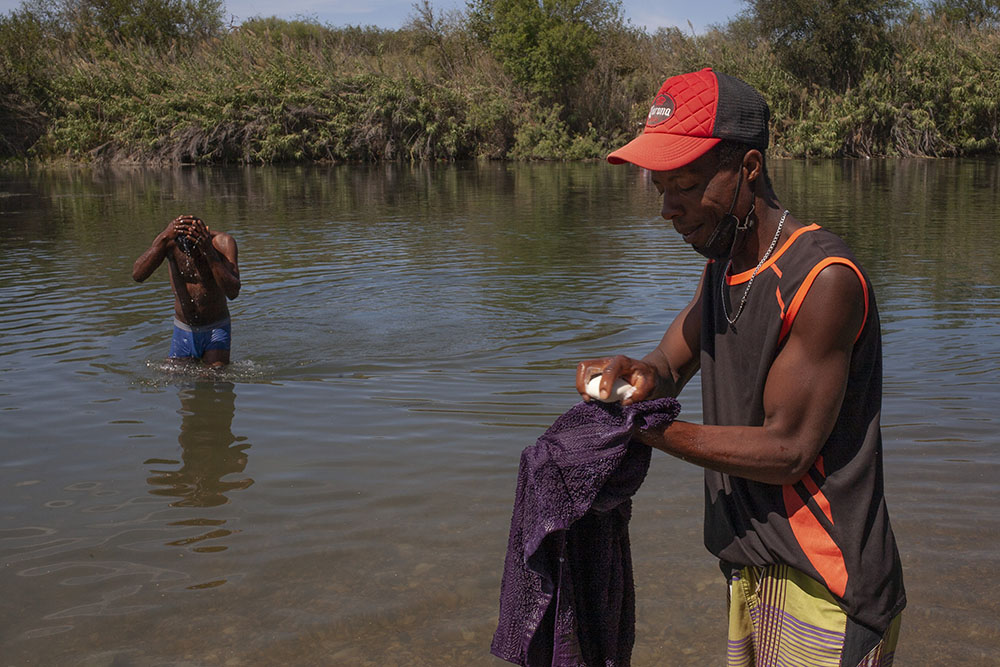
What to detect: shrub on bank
<box><xmin>1</xmin><ymin>0</ymin><xmax>999</xmax><ymax>163</ymax></box>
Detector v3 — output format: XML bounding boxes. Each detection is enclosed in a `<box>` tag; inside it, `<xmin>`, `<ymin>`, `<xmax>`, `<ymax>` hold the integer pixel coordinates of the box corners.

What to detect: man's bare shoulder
<box><xmin>210</xmin><ymin>229</ymin><xmax>236</xmax><ymax>243</ymax></box>
<box><xmin>794</xmin><ymin>263</ymin><xmax>866</xmax><ymax>349</ymax></box>
<box><xmin>210</xmin><ymin>230</ymin><xmax>238</xmax><ymax>251</ymax></box>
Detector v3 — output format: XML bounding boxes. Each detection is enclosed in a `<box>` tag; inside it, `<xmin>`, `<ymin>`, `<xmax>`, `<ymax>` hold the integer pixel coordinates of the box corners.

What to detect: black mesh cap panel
<box><xmin>713</xmin><ymin>72</ymin><xmax>770</xmax><ymax>150</ymax></box>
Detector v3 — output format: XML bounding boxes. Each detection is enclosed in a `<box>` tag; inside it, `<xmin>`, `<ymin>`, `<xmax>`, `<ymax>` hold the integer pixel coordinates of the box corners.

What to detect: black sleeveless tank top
<box><xmin>700</xmin><ymin>224</ymin><xmax>905</xmax><ymax>633</ymax></box>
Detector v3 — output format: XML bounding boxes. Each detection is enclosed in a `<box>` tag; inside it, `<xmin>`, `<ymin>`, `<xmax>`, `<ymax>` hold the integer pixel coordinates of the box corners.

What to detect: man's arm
<box><xmin>636</xmin><ymin>264</ymin><xmax>866</xmax><ymax>485</ymax></box>
<box><xmin>576</xmin><ymin>269</ymin><xmax>705</xmax><ymax>402</ymax></box>
<box><xmin>186</xmin><ymin>218</ymin><xmax>240</xmax><ymax>300</ymax></box>
<box><xmin>207</xmin><ymin>231</ymin><xmax>241</xmax><ymax>300</ymax></box>
<box><xmin>132</xmin><ymin>219</ymin><xmax>182</xmax><ymax>282</ymax></box>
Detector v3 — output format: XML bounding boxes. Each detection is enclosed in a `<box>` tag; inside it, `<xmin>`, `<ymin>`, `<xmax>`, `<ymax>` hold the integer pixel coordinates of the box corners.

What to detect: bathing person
<box><xmin>577</xmin><ymin>68</ymin><xmax>905</xmax><ymax>665</ymax></box>
<box><xmin>132</xmin><ymin>215</ymin><xmax>240</xmax><ymax>366</ymax></box>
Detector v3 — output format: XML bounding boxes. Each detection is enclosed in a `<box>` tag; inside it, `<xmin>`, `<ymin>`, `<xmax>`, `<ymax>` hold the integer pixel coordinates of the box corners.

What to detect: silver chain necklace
<box><xmin>722</xmin><ymin>209</ymin><xmax>789</xmax><ymax>328</ymax></box>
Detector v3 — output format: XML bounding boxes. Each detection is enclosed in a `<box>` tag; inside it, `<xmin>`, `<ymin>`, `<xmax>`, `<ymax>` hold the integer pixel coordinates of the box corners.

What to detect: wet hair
<box><xmin>714</xmin><ymin>139</ymin><xmax>773</xmax><ymax>192</ymax></box>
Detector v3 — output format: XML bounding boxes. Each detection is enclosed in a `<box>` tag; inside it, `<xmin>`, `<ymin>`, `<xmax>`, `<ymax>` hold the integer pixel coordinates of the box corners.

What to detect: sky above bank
<box><xmin>0</xmin><ymin>0</ymin><xmax>747</xmax><ymax>34</ymax></box>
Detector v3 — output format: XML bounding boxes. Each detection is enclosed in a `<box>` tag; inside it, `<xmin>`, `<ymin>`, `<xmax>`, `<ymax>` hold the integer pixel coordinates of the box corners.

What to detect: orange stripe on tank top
<box><xmin>801</xmin><ymin>472</ymin><xmax>833</xmax><ymax>523</ymax></box>
<box><xmin>782</xmin><ymin>479</ymin><xmax>847</xmax><ymax>598</ymax></box>
<box><xmin>772</xmin><ymin>265</ymin><xmax>787</xmax><ymax>318</ymax></box>
<box><xmin>779</xmin><ymin>257</ymin><xmax>869</xmax><ymax>344</ymax></box>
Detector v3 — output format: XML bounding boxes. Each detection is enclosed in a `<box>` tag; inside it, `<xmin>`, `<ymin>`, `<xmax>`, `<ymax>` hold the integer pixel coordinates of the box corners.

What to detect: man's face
<box><xmin>649</xmin><ymin>150</ymin><xmax>742</xmax><ymax>258</ymax></box>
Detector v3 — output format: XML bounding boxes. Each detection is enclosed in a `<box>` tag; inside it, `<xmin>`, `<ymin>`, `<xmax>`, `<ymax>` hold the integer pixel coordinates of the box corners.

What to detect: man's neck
<box><xmin>730</xmin><ymin>204</ymin><xmax>787</xmax><ymax>274</ymax></box>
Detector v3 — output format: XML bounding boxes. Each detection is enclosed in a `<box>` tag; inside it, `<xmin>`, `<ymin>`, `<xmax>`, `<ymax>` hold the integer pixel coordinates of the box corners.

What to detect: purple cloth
<box><xmin>491</xmin><ymin>397</ymin><xmax>681</xmax><ymax>667</ymax></box>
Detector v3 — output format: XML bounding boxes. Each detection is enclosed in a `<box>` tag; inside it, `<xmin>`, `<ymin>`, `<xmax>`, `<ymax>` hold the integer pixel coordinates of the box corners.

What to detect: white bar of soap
<box><xmin>585</xmin><ymin>375</ymin><xmax>635</xmax><ymax>403</ymax></box>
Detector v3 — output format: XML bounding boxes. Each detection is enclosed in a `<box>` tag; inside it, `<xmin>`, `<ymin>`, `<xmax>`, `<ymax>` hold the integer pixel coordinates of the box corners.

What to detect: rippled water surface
<box><xmin>1</xmin><ymin>160</ymin><xmax>998</xmax><ymax>664</ymax></box>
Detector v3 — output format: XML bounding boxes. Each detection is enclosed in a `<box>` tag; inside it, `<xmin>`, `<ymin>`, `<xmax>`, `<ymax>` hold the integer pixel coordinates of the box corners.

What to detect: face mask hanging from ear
<box><xmin>693</xmin><ymin>170</ymin><xmax>756</xmax><ymax>261</ymax></box>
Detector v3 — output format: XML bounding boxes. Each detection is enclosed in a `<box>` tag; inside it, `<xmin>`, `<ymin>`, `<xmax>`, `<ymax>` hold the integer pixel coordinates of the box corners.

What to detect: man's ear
<box><xmin>742</xmin><ymin>149</ymin><xmax>763</xmax><ymax>187</ymax></box>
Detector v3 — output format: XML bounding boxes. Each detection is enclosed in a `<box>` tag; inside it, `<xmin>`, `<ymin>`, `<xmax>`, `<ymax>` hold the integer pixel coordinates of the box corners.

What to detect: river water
<box><xmin>1</xmin><ymin>159</ymin><xmax>997</xmax><ymax>665</ymax></box>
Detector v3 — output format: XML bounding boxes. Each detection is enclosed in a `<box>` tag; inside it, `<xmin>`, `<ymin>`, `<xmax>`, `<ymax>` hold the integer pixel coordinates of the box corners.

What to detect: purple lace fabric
<box><xmin>490</xmin><ymin>397</ymin><xmax>681</xmax><ymax>666</ymax></box>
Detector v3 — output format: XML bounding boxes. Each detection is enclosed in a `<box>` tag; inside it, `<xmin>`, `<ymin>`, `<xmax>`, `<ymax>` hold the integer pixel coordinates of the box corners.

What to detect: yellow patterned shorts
<box><xmin>727</xmin><ymin>564</ymin><xmax>901</xmax><ymax>667</ymax></box>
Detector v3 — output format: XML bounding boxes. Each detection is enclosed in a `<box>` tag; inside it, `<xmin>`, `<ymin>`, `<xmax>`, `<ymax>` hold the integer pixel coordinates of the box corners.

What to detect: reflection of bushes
<box><xmin>1</xmin><ymin>0</ymin><xmax>999</xmax><ymax>163</ymax></box>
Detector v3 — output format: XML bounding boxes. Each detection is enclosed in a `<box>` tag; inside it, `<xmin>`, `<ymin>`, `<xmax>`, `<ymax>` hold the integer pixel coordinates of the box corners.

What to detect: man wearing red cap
<box><xmin>577</xmin><ymin>68</ymin><xmax>905</xmax><ymax>666</ymax></box>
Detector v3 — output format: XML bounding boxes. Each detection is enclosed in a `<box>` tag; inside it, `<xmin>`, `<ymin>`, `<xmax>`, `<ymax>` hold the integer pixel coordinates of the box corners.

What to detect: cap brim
<box><xmin>607</xmin><ymin>133</ymin><xmax>721</xmax><ymax>171</ymax></box>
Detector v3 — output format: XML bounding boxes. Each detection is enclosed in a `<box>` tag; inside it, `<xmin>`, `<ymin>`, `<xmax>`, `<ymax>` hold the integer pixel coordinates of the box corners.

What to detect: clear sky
<box><xmin>0</xmin><ymin>0</ymin><xmax>747</xmax><ymax>34</ymax></box>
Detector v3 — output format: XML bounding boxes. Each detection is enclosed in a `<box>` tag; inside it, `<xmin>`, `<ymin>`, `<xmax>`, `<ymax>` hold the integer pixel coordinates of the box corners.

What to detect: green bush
<box><xmin>746</xmin><ymin>0</ymin><xmax>905</xmax><ymax>90</ymax></box>
<box><xmin>0</xmin><ymin>9</ymin><xmax>50</xmax><ymax>155</ymax></box>
<box><xmin>468</xmin><ymin>0</ymin><xmax>623</xmax><ymax>102</ymax></box>
<box><xmin>1</xmin><ymin>0</ymin><xmax>999</xmax><ymax>163</ymax></box>
<box><xmin>22</xmin><ymin>0</ymin><xmax>224</xmax><ymax>45</ymax></box>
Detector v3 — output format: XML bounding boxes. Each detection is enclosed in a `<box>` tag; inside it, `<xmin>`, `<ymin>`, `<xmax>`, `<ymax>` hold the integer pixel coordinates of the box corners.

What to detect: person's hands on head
<box><xmin>168</xmin><ymin>215</ymin><xmax>202</xmax><ymax>254</ymax></box>
<box><xmin>165</xmin><ymin>215</ymin><xmax>188</xmax><ymax>240</ymax></box>
<box><xmin>168</xmin><ymin>215</ymin><xmax>210</xmax><ymax>253</ymax></box>
<box><xmin>575</xmin><ymin>355</ymin><xmax>661</xmax><ymax>406</ymax></box>
<box><xmin>186</xmin><ymin>217</ymin><xmax>213</xmax><ymax>252</ymax></box>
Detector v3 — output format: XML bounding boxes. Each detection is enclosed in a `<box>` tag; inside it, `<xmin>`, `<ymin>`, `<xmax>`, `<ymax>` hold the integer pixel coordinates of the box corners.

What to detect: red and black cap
<box><xmin>607</xmin><ymin>68</ymin><xmax>769</xmax><ymax>171</ymax></box>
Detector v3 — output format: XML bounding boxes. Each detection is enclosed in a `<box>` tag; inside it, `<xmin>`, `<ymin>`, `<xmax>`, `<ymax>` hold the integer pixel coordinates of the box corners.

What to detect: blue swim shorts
<box><xmin>168</xmin><ymin>317</ymin><xmax>231</xmax><ymax>359</ymax></box>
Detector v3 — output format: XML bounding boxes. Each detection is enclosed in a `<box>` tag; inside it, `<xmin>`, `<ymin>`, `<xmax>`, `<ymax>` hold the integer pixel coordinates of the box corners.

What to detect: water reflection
<box><xmin>144</xmin><ymin>381</ymin><xmax>253</xmax><ymax>553</ymax></box>
<box><xmin>1</xmin><ymin>161</ymin><xmax>998</xmax><ymax>663</ymax></box>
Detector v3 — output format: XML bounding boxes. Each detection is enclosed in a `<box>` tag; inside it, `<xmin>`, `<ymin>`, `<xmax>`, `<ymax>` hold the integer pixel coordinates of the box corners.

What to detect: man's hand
<box><xmin>575</xmin><ymin>355</ymin><xmax>662</xmax><ymax>405</ymax></box>
<box><xmin>168</xmin><ymin>215</ymin><xmax>207</xmax><ymax>251</ymax></box>
<box><xmin>164</xmin><ymin>215</ymin><xmax>192</xmax><ymax>241</ymax></box>
<box><xmin>188</xmin><ymin>217</ymin><xmax>213</xmax><ymax>251</ymax></box>
<box><xmin>134</xmin><ymin>216</ymin><xmax>192</xmax><ymax>281</ymax></box>
<box><xmin>169</xmin><ymin>215</ymin><xmax>215</xmax><ymax>256</ymax></box>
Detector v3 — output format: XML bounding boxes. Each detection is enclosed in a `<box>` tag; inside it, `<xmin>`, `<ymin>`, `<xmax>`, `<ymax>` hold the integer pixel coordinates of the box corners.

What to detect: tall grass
<box><xmin>1</xmin><ymin>4</ymin><xmax>999</xmax><ymax>163</ymax></box>
<box><xmin>25</xmin><ymin>25</ymin><xmax>515</xmax><ymax>163</ymax></box>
